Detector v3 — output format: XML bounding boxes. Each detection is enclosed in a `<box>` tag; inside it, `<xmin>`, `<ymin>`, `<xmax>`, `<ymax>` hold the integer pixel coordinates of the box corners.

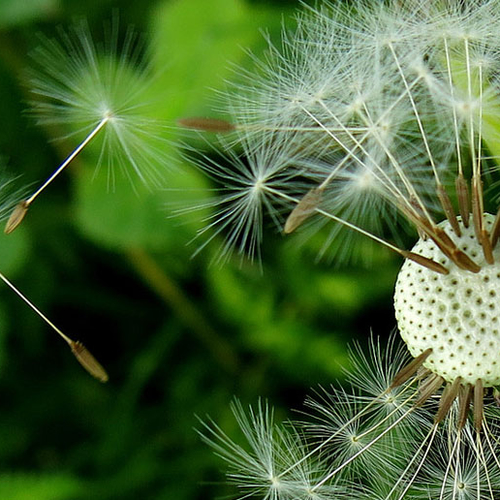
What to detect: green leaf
<box><xmin>244</xmin><ymin>319</ymin><xmax>349</xmax><ymax>380</ymax></box>
<box><xmin>205</xmin><ymin>262</ymin><xmax>349</xmax><ymax>379</ymax></box>
<box><xmin>149</xmin><ymin>0</ymin><xmax>287</xmax><ymax>120</ymax></box>
<box><xmin>74</xmin><ymin>162</ymin><xmax>208</xmax><ymax>252</ymax></box>
<box><xmin>206</xmin><ymin>263</ymin><xmax>273</xmax><ymax>324</ymax></box>
<box><xmin>0</xmin><ymin>473</ymin><xmax>82</xmax><ymax>500</ymax></box>
<box><xmin>0</xmin><ymin>225</ymin><xmax>30</xmax><ymax>276</ymax></box>
<box><xmin>0</xmin><ymin>302</ymin><xmax>8</xmax><ymax>373</ymax></box>
<box><xmin>0</xmin><ymin>0</ymin><xmax>59</xmax><ymax>28</ymax></box>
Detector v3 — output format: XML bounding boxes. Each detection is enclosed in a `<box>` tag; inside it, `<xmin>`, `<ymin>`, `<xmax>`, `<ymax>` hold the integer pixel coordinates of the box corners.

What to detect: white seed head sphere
<box><xmin>394</xmin><ymin>215</ymin><xmax>500</xmax><ymax>386</ymax></box>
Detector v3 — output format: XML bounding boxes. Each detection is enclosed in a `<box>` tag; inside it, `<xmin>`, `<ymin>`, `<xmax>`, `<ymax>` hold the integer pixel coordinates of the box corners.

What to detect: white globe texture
<box><xmin>395</xmin><ymin>215</ymin><xmax>500</xmax><ymax>386</ymax></box>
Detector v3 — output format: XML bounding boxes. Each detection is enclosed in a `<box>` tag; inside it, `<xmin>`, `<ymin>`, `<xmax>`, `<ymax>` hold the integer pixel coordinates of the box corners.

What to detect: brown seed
<box><xmin>457</xmin><ymin>383</ymin><xmax>473</xmax><ymax>430</ymax></box>
<box><xmin>284</xmin><ymin>187</ymin><xmax>323</xmax><ymax>234</ymax></box>
<box><xmin>474</xmin><ymin>379</ymin><xmax>484</xmax><ymax>432</ymax></box>
<box><xmin>402</xmin><ymin>251</ymin><xmax>449</xmax><ymax>275</ymax></box>
<box><xmin>480</xmin><ymin>229</ymin><xmax>494</xmax><ymax>265</ymax></box>
<box><xmin>434</xmin><ymin>226</ymin><xmax>456</xmax><ymax>251</ymax></box>
<box><xmin>456</xmin><ymin>175</ymin><xmax>470</xmax><ymax>228</ymax></box>
<box><xmin>390</xmin><ymin>348</ymin><xmax>433</xmax><ymax>388</ymax></box>
<box><xmin>70</xmin><ymin>341</ymin><xmax>109</xmax><ymax>382</ymax></box>
<box><xmin>491</xmin><ymin>206</ymin><xmax>500</xmax><ymax>249</ymax></box>
<box><xmin>424</xmin><ymin>226</ymin><xmax>469</xmax><ymax>270</ymax></box>
<box><xmin>408</xmin><ymin>196</ymin><xmax>428</xmax><ymax>221</ymax></box>
<box><xmin>453</xmin><ymin>249</ymin><xmax>481</xmax><ymax>273</ymax></box>
<box><xmin>415</xmin><ymin>373</ymin><xmax>444</xmax><ymax>407</ymax></box>
<box><xmin>4</xmin><ymin>200</ymin><xmax>29</xmax><ymax>234</ymax></box>
<box><xmin>437</xmin><ymin>183</ymin><xmax>460</xmax><ymax>237</ymax></box>
<box><xmin>177</xmin><ymin>117</ymin><xmax>235</xmax><ymax>133</ymax></box>
<box><xmin>435</xmin><ymin>377</ymin><xmax>461</xmax><ymax>424</ymax></box>
<box><xmin>471</xmin><ymin>178</ymin><xmax>484</xmax><ymax>240</ymax></box>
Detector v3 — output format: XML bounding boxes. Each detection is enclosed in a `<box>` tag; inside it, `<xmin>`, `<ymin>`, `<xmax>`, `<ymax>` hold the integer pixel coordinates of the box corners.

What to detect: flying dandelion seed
<box><xmin>192</xmin><ymin>0</ymin><xmax>500</xmax><ymax>497</ymax></box>
<box><xmin>0</xmin><ymin>172</ymin><xmax>105</xmax><ymax>380</ymax></box>
<box><xmin>5</xmin><ymin>17</ymin><xmax>170</xmax><ymax>233</ymax></box>
<box><xmin>0</xmin><ymin>273</ymin><xmax>108</xmax><ymax>382</ymax></box>
<box><xmin>181</xmin><ymin>127</ymin><xmax>314</xmax><ymax>265</ymax></box>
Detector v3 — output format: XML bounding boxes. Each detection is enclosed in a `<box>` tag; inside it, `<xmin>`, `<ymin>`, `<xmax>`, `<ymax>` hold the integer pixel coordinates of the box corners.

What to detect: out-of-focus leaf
<box><xmin>278</xmin><ymin>242</ymin><xmax>397</xmax><ymax>315</ymax></box>
<box><xmin>244</xmin><ymin>319</ymin><xmax>349</xmax><ymax>380</ymax></box>
<box><xmin>74</xmin><ymin>162</ymin><xmax>208</xmax><ymax>252</ymax></box>
<box><xmin>0</xmin><ymin>302</ymin><xmax>8</xmax><ymax>373</ymax></box>
<box><xmin>206</xmin><ymin>263</ymin><xmax>273</xmax><ymax>325</ymax></box>
<box><xmin>0</xmin><ymin>473</ymin><xmax>82</xmax><ymax>500</ymax></box>
<box><xmin>149</xmin><ymin>0</ymin><xmax>287</xmax><ymax>120</ymax></box>
<box><xmin>205</xmin><ymin>262</ymin><xmax>349</xmax><ymax>379</ymax></box>
<box><xmin>0</xmin><ymin>0</ymin><xmax>59</xmax><ymax>28</ymax></box>
<box><xmin>0</xmin><ymin>224</ymin><xmax>30</xmax><ymax>277</ymax></box>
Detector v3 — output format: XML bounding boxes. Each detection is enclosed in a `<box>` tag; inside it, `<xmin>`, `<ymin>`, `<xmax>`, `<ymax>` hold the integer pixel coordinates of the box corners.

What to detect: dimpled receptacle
<box><xmin>394</xmin><ymin>214</ymin><xmax>500</xmax><ymax>386</ymax></box>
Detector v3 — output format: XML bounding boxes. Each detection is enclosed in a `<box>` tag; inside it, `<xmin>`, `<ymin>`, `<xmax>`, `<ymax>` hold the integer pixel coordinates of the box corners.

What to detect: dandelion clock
<box><xmin>193</xmin><ymin>0</ymin><xmax>500</xmax><ymax>498</ymax></box>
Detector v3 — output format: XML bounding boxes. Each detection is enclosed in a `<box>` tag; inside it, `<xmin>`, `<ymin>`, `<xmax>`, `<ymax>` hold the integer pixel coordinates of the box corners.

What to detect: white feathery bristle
<box><xmin>29</xmin><ymin>19</ymin><xmax>170</xmax><ymax>188</ymax></box>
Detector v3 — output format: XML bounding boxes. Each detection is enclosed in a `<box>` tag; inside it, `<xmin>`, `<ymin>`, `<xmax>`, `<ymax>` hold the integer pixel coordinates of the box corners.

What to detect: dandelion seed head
<box><xmin>395</xmin><ymin>215</ymin><xmax>500</xmax><ymax>385</ymax></box>
<box><xmin>198</xmin><ymin>0</ymin><xmax>500</xmax><ymax>497</ymax></box>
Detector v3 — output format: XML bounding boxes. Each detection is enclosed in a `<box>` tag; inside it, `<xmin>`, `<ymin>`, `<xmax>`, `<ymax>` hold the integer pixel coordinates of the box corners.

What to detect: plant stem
<box><xmin>126</xmin><ymin>247</ymin><xmax>239</xmax><ymax>373</ymax></box>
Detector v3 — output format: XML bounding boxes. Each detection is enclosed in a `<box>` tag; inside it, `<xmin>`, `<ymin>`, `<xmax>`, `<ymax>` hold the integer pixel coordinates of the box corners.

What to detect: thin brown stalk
<box><xmin>435</xmin><ymin>377</ymin><xmax>461</xmax><ymax>424</ymax></box>
<box><xmin>126</xmin><ymin>247</ymin><xmax>239</xmax><ymax>373</ymax></box>
<box><xmin>401</xmin><ymin>251</ymin><xmax>449</xmax><ymax>275</ymax></box>
<box><xmin>474</xmin><ymin>379</ymin><xmax>484</xmax><ymax>432</ymax></box>
<box><xmin>390</xmin><ymin>348</ymin><xmax>433</xmax><ymax>388</ymax></box>
<box><xmin>457</xmin><ymin>383</ymin><xmax>473</xmax><ymax>430</ymax></box>
<box><xmin>415</xmin><ymin>374</ymin><xmax>444</xmax><ymax>407</ymax></box>
<box><xmin>491</xmin><ymin>206</ymin><xmax>500</xmax><ymax>249</ymax></box>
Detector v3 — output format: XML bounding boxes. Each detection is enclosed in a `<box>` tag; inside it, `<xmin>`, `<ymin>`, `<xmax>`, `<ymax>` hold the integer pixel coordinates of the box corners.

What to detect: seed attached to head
<box><xmin>178</xmin><ymin>117</ymin><xmax>236</xmax><ymax>133</ymax></box>
<box><xmin>395</xmin><ymin>214</ymin><xmax>500</xmax><ymax>387</ymax></box>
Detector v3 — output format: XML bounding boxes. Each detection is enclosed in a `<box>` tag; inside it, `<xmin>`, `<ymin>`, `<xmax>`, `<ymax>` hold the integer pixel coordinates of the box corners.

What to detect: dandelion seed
<box><xmin>206</xmin><ymin>335</ymin><xmax>500</xmax><ymax>498</ymax></box>
<box><xmin>0</xmin><ymin>169</ymin><xmax>108</xmax><ymax>380</ymax></box>
<box><xmin>200</xmin><ymin>399</ymin><xmax>350</xmax><ymax>499</ymax></box>
<box><xmin>4</xmin><ymin>200</ymin><xmax>29</xmax><ymax>234</ymax></box>
<box><xmin>182</xmin><ymin>128</ymin><xmax>312</xmax><ymax>264</ymax></box>
<box><xmin>178</xmin><ymin>117</ymin><xmax>236</xmax><ymax>133</ymax></box>
<box><xmin>284</xmin><ymin>187</ymin><xmax>323</xmax><ymax>234</ymax></box>
<box><xmin>70</xmin><ymin>341</ymin><xmax>108</xmax><ymax>383</ymax></box>
<box><xmin>189</xmin><ymin>0</ymin><xmax>500</xmax><ymax>266</ymax></box>
<box><xmin>7</xmin><ymin>18</ymin><xmax>170</xmax><ymax>232</ymax></box>
<box><xmin>0</xmin><ymin>271</ymin><xmax>108</xmax><ymax>382</ymax></box>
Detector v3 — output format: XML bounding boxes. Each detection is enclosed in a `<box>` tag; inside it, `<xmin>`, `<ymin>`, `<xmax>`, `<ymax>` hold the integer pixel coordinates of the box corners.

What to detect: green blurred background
<box><xmin>0</xmin><ymin>0</ymin><xmax>399</xmax><ymax>498</ymax></box>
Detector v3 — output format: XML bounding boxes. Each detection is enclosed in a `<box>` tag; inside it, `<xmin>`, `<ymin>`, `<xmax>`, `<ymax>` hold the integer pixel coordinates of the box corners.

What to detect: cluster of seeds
<box><xmin>193</xmin><ymin>1</ymin><xmax>500</xmax><ymax>498</ymax></box>
<box><xmin>395</xmin><ymin>215</ymin><xmax>500</xmax><ymax>386</ymax></box>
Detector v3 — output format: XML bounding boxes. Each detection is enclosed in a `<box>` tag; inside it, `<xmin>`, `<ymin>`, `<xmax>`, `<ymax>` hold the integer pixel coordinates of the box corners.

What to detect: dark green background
<box><xmin>0</xmin><ymin>0</ymin><xmax>398</xmax><ymax>498</ymax></box>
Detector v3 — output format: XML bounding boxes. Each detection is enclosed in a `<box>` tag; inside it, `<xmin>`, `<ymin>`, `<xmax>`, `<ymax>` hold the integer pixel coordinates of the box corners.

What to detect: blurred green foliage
<box><xmin>0</xmin><ymin>0</ymin><xmax>399</xmax><ymax>498</ymax></box>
